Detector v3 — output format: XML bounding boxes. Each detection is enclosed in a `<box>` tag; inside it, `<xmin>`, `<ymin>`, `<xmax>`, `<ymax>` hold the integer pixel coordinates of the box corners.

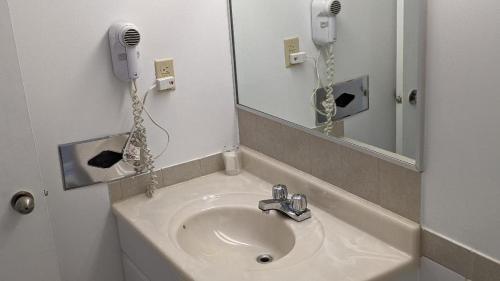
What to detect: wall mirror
<box><xmin>229</xmin><ymin>0</ymin><xmax>426</xmax><ymax>171</ymax></box>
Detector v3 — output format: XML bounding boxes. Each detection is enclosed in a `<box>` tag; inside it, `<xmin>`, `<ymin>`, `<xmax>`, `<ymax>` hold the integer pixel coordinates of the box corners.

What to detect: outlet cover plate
<box><xmin>284</xmin><ymin>37</ymin><xmax>300</xmax><ymax>68</ymax></box>
<box><xmin>154</xmin><ymin>58</ymin><xmax>175</xmax><ymax>79</ymax></box>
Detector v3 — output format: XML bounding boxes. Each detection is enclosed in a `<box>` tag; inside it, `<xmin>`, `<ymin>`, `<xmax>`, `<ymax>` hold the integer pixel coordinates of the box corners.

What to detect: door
<box><xmin>0</xmin><ymin>0</ymin><xmax>61</xmax><ymax>280</ymax></box>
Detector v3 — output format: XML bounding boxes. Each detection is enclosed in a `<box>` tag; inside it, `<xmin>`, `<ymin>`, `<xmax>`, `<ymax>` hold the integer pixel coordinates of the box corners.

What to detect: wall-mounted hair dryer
<box><xmin>109</xmin><ymin>22</ymin><xmax>141</xmax><ymax>81</ymax></box>
<box><xmin>311</xmin><ymin>0</ymin><xmax>342</xmax><ymax>46</ymax></box>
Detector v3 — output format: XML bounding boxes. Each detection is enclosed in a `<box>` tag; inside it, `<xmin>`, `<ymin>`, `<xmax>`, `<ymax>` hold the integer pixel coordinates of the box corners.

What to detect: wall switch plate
<box><xmin>154</xmin><ymin>58</ymin><xmax>175</xmax><ymax>79</ymax></box>
<box><xmin>284</xmin><ymin>37</ymin><xmax>300</xmax><ymax>68</ymax></box>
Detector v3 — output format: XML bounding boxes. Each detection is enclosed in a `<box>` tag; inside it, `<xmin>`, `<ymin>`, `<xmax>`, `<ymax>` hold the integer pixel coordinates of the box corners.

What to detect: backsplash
<box><xmin>422</xmin><ymin>228</ymin><xmax>500</xmax><ymax>280</ymax></box>
<box><xmin>108</xmin><ymin>153</ymin><xmax>224</xmax><ymax>202</ymax></box>
<box><xmin>238</xmin><ymin>108</ymin><xmax>421</xmax><ymax>222</ymax></box>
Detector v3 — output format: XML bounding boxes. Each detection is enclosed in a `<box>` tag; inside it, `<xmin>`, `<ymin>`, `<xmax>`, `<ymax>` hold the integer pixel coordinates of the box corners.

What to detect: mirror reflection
<box><xmin>230</xmin><ymin>0</ymin><xmax>422</xmax><ymax>160</ymax></box>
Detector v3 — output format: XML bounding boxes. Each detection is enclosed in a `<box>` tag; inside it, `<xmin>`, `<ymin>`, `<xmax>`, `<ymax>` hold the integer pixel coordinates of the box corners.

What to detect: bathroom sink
<box><xmin>166</xmin><ymin>192</ymin><xmax>325</xmax><ymax>270</ymax></box>
<box><xmin>175</xmin><ymin>206</ymin><xmax>295</xmax><ymax>265</ymax></box>
<box><xmin>113</xmin><ymin>148</ymin><xmax>420</xmax><ymax>281</ymax></box>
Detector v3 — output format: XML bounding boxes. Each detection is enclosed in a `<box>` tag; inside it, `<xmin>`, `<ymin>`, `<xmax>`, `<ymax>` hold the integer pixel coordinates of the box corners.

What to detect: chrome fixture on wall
<box><xmin>315</xmin><ymin>75</ymin><xmax>369</xmax><ymax>125</ymax></box>
<box><xmin>58</xmin><ymin>134</ymin><xmax>137</xmax><ymax>190</ymax></box>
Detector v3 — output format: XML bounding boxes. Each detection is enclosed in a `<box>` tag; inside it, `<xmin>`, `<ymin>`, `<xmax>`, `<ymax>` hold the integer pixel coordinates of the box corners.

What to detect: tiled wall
<box><xmin>421</xmin><ymin>258</ymin><xmax>467</xmax><ymax>281</ymax></box>
<box><xmin>422</xmin><ymin>229</ymin><xmax>500</xmax><ymax>281</ymax></box>
<box><xmin>108</xmin><ymin>154</ymin><xmax>224</xmax><ymax>203</ymax></box>
<box><xmin>238</xmin><ymin>108</ymin><xmax>421</xmax><ymax>222</ymax></box>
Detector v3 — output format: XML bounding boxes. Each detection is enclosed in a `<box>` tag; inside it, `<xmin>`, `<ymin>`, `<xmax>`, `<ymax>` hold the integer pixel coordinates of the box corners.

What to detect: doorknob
<box><xmin>409</xmin><ymin>89</ymin><xmax>418</xmax><ymax>105</ymax></box>
<box><xmin>11</xmin><ymin>191</ymin><xmax>35</xmax><ymax>215</ymax></box>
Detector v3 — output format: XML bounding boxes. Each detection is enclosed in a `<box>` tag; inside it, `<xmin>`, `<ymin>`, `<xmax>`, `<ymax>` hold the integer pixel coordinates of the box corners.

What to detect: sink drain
<box><xmin>256</xmin><ymin>254</ymin><xmax>273</xmax><ymax>264</ymax></box>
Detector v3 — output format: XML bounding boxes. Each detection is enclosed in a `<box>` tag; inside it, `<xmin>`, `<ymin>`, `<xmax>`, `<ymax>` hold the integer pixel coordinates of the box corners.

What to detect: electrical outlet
<box><xmin>154</xmin><ymin>58</ymin><xmax>175</xmax><ymax>79</ymax></box>
<box><xmin>284</xmin><ymin>37</ymin><xmax>300</xmax><ymax>68</ymax></box>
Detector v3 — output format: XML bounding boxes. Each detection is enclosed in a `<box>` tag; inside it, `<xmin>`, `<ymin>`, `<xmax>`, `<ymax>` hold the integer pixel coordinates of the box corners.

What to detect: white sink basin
<box><xmin>175</xmin><ymin>206</ymin><xmax>296</xmax><ymax>265</ymax></box>
<box><xmin>113</xmin><ymin>148</ymin><xmax>420</xmax><ymax>281</ymax></box>
<box><xmin>167</xmin><ymin>192</ymin><xmax>325</xmax><ymax>270</ymax></box>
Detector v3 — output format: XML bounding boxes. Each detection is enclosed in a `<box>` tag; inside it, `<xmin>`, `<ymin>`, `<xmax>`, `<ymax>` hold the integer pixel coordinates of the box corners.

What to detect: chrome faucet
<box><xmin>258</xmin><ymin>184</ymin><xmax>311</xmax><ymax>222</ymax></box>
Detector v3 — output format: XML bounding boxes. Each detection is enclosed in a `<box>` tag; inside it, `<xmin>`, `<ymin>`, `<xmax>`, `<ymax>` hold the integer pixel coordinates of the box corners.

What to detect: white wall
<box><xmin>232</xmin><ymin>0</ymin><xmax>397</xmax><ymax>152</ymax></box>
<box><xmin>6</xmin><ymin>0</ymin><xmax>237</xmax><ymax>280</ymax></box>
<box><xmin>423</xmin><ymin>0</ymin><xmax>500</xmax><ymax>262</ymax></box>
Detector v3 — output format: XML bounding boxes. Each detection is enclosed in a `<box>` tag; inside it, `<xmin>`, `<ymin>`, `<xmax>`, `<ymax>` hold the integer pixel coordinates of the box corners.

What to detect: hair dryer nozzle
<box><xmin>329</xmin><ymin>0</ymin><xmax>341</xmax><ymax>15</ymax></box>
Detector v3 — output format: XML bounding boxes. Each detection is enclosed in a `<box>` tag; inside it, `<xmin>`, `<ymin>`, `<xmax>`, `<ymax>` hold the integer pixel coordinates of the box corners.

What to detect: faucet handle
<box><xmin>290</xmin><ymin>194</ymin><xmax>308</xmax><ymax>215</ymax></box>
<box><xmin>272</xmin><ymin>184</ymin><xmax>288</xmax><ymax>201</ymax></box>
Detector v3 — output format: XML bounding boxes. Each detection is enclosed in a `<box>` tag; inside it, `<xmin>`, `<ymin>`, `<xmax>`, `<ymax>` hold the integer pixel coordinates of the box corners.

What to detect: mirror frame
<box><xmin>227</xmin><ymin>0</ymin><xmax>427</xmax><ymax>172</ymax></box>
